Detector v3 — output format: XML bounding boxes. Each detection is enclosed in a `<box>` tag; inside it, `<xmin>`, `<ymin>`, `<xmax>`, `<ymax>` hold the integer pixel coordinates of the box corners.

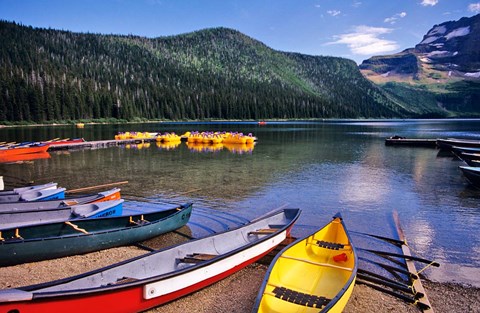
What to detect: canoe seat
<box><xmin>62</xmin><ymin>200</ymin><xmax>79</xmax><ymax>206</ymax></box>
<box><xmin>248</xmin><ymin>228</ymin><xmax>277</xmax><ymax>235</ymax></box>
<box><xmin>178</xmin><ymin>253</ymin><xmax>217</xmax><ymax>263</ymax></box>
<box><xmin>271</xmin><ymin>286</ymin><xmax>330</xmax><ymax>309</ymax></box>
<box><xmin>316</xmin><ymin>240</ymin><xmax>344</xmax><ymax>250</ymax></box>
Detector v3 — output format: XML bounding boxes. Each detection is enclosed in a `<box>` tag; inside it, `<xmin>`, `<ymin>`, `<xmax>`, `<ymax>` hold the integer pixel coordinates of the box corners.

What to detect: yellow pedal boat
<box><xmin>252</xmin><ymin>213</ymin><xmax>357</xmax><ymax>313</ymax></box>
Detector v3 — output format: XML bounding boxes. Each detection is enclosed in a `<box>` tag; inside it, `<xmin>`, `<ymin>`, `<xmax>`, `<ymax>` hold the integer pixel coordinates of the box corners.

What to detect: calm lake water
<box><xmin>1</xmin><ymin>119</ymin><xmax>479</xmax><ymax>286</ymax></box>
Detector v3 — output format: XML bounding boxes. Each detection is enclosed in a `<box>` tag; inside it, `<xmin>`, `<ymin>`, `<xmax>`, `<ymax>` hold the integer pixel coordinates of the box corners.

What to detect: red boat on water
<box><xmin>0</xmin><ymin>144</ymin><xmax>49</xmax><ymax>157</ymax></box>
<box><xmin>0</xmin><ymin>152</ymin><xmax>51</xmax><ymax>163</ymax></box>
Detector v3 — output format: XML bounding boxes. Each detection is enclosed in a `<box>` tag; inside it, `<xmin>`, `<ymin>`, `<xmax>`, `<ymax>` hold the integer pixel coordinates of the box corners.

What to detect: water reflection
<box><xmin>1</xmin><ymin>120</ymin><xmax>480</xmax><ymax>286</ymax></box>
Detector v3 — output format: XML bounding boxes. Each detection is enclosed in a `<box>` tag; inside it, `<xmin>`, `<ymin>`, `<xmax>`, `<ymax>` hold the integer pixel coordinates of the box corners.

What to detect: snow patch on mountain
<box><xmin>427</xmin><ymin>25</ymin><xmax>447</xmax><ymax>36</ymax></box>
<box><xmin>445</xmin><ymin>27</ymin><xmax>470</xmax><ymax>40</ymax></box>
<box><xmin>420</xmin><ymin>36</ymin><xmax>440</xmax><ymax>44</ymax></box>
<box><xmin>464</xmin><ymin>71</ymin><xmax>480</xmax><ymax>78</ymax></box>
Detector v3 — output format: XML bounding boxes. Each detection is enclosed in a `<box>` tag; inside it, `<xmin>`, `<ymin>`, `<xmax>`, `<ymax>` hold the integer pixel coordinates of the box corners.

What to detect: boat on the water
<box><xmin>437</xmin><ymin>138</ymin><xmax>480</xmax><ymax>151</ymax></box>
<box><xmin>0</xmin><ymin>201</ymin><xmax>193</xmax><ymax>267</ymax></box>
<box><xmin>0</xmin><ymin>208</ymin><xmax>300</xmax><ymax>312</ymax></box>
<box><xmin>0</xmin><ymin>187</ymin><xmax>65</xmax><ymax>203</ymax></box>
<box><xmin>0</xmin><ymin>144</ymin><xmax>49</xmax><ymax>157</ymax></box>
<box><xmin>0</xmin><ymin>151</ymin><xmax>51</xmax><ymax>163</ymax></box>
<box><xmin>0</xmin><ymin>182</ymin><xmax>57</xmax><ymax>197</ymax></box>
<box><xmin>0</xmin><ymin>188</ymin><xmax>121</xmax><ymax>213</ymax></box>
<box><xmin>459</xmin><ymin>166</ymin><xmax>480</xmax><ymax>189</ymax></box>
<box><xmin>0</xmin><ymin>199</ymin><xmax>124</xmax><ymax>229</ymax></box>
<box><xmin>252</xmin><ymin>213</ymin><xmax>357</xmax><ymax>313</ymax></box>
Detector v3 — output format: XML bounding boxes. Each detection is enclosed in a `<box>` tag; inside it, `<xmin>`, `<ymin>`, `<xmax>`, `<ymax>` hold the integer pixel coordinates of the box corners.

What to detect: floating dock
<box><xmin>385</xmin><ymin>137</ymin><xmax>438</xmax><ymax>147</ymax></box>
<box><xmin>47</xmin><ymin>138</ymin><xmax>157</xmax><ymax>151</ymax></box>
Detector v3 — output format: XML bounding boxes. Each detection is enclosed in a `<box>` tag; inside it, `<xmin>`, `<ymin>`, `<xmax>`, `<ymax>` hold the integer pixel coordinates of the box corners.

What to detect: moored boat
<box><xmin>0</xmin><ymin>188</ymin><xmax>121</xmax><ymax>213</ymax></box>
<box><xmin>0</xmin><ymin>187</ymin><xmax>65</xmax><ymax>203</ymax></box>
<box><xmin>0</xmin><ymin>144</ymin><xmax>49</xmax><ymax>157</ymax></box>
<box><xmin>1</xmin><ymin>199</ymin><xmax>124</xmax><ymax>229</ymax></box>
<box><xmin>0</xmin><ymin>201</ymin><xmax>193</xmax><ymax>266</ymax></box>
<box><xmin>0</xmin><ymin>208</ymin><xmax>300</xmax><ymax>312</ymax></box>
<box><xmin>0</xmin><ymin>182</ymin><xmax>57</xmax><ymax>197</ymax></box>
<box><xmin>252</xmin><ymin>213</ymin><xmax>356</xmax><ymax>313</ymax></box>
<box><xmin>459</xmin><ymin>166</ymin><xmax>480</xmax><ymax>188</ymax></box>
<box><xmin>437</xmin><ymin>138</ymin><xmax>480</xmax><ymax>151</ymax></box>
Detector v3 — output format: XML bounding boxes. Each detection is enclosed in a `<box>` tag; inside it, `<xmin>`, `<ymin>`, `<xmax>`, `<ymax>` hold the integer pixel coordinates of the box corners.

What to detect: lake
<box><xmin>1</xmin><ymin>119</ymin><xmax>479</xmax><ymax>287</ymax></box>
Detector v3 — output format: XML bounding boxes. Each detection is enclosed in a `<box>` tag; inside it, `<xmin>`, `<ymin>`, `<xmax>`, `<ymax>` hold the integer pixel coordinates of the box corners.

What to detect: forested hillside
<box><xmin>0</xmin><ymin>21</ymin><xmax>408</xmax><ymax>123</ymax></box>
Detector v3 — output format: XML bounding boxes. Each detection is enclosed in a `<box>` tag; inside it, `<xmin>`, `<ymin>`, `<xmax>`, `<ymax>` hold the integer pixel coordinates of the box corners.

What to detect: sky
<box><xmin>0</xmin><ymin>0</ymin><xmax>479</xmax><ymax>64</ymax></box>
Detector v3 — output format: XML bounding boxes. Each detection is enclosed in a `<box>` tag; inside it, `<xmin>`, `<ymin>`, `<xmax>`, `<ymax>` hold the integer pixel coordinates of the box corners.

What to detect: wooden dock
<box><xmin>47</xmin><ymin>138</ymin><xmax>158</xmax><ymax>151</ymax></box>
<box><xmin>385</xmin><ymin>137</ymin><xmax>438</xmax><ymax>147</ymax></box>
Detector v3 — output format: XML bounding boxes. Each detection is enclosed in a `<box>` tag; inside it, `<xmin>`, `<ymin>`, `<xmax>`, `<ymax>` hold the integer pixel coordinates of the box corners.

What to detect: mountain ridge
<box><xmin>0</xmin><ymin>20</ymin><xmax>410</xmax><ymax>122</ymax></box>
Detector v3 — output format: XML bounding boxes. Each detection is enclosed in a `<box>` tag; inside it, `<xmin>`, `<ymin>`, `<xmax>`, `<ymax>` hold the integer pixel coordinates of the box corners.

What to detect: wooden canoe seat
<box><xmin>316</xmin><ymin>240</ymin><xmax>344</xmax><ymax>250</ymax></box>
<box><xmin>62</xmin><ymin>200</ymin><xmax>79</xmax><ymax>206</ymax></box>
<box><xmin>178</xmin><ymin>253</ymin><xmax>217</xmax><ymax>263</ymax></box>
<box><xmin>248</xmin><ymin>228</ymin><xmax>277</xmax><ymax>235</ymax></box>
<box><xmin>271</xmin><ymin>286</ymin><xmax>331</xmax><ymax>309</ymax></box>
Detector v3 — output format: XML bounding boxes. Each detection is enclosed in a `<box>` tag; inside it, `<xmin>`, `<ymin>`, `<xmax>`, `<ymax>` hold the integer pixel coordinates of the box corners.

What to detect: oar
<box><xmin>356</xmin><ymin>279</ymin><xmax>429</xmax><ymax>308</ymax></box>
<box><xmin>358</xmin><ymin>248</ymin><xmax>440</xmax><ymax>267</ymax></box>
<box><xmin>356</xmin><ymin>272</ymin><xmax>418</xmax><ymax>296</ymax></box>
<box><xmin>358</xmin><ymin>268</ymin><xmax>411</xmax><ymax>289</ymax></box>
<box><xmin>351</xmin><ymin>230</ymin><xmax>404</xmax><ymax>246</ymax></box>
<box><xmin>65</xmin><ymin>181</ymin><xmax>129</xmax><ymax>194</ymax></box>
<box><xmin>358</xmin><ymin>256</ymin><xmax>418</xmax><ymax>280</ymax></box>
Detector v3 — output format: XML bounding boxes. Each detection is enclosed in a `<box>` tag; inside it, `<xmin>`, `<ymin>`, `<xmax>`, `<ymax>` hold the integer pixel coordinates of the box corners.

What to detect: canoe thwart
<box><xmin>248</xmin><ymin>228</ymin><xmax>277</xmax><ymax>235</ymax></box>
<box><xmin>279</xmin><ymin>255</ymin><xmax>353</xmax><ymax>271</ymax></box>
<box><xmin>316</xmin><ymin>240</ymin><xmax>345</xmax><ymax>250</ymax></box>
<box><xmin>269</xmin><ymin>286</ymin><xmax>331</xmax><ymax>309</ymax></box>
<box><xmin>178</xmin><ymin>253</ymin><xmax>217</xmax><ymax>263</ymax></box>
<box><xmin>64</xmin><ymin>221</ymin><xmax>89</xmax><ymax>234</ymax></box>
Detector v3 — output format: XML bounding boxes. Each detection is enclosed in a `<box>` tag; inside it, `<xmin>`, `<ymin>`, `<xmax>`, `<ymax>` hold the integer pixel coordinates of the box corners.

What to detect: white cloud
<box><xmin>384</xmin><ymin>12</ymin><xmax>407</xmax><ymax>24</ymax></box>
<box><xmin>421</xmin><ymin>0</ymin><xmax>438</xmax><ymax>6</ymax></box>
<box><xmin>326</xmin><ymin>25</ymin><xmax>399</xmax><ymax>55</ymax></box>
<box><xmin>327</xmin><ymin>10</ymin><xmax>341</xmax><ymax>17</ymax></box>
<box><xmin>469</xmin><ymin>3</ymin><xmax>480</xmax><ymax>13</ymax></box>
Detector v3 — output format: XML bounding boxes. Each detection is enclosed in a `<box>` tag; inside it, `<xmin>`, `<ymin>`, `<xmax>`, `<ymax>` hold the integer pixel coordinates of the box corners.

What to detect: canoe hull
<box><xmin>0</xmin><ymin>203</ymin><xmax>192</xmax><ymax>266</ymax></box>
<box><xmin>253</xmin><ymin>214</ymin><xmax>357</xmax><ymax>313</ymax></box>
<box><xmin>460</xmin><ymin>166</ymin><xmax>480</xmax><ymax>188</ymax></box>
<box><xmin>0</xmin><ymin>208</ymin><xmax>300</xmax><ymax>313</ymax></box>
<box><xmin>0</xmin><ymin>144</ymin><xmax>49</xmax><ymax>157</ymax></box>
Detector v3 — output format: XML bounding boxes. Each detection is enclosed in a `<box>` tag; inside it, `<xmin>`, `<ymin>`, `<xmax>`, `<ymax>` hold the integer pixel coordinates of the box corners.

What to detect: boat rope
<box><xmin>416</xmin><ymin>260</ymin><xmax>438</xmax><ymax>275</ymax></box>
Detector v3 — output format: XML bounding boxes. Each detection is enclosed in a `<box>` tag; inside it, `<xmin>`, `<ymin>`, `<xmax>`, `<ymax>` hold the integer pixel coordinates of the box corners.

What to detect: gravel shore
<box><xmin>1</xmin><ymin>233</ymin><xmax>479</xmax><ymax>313</ymax></box>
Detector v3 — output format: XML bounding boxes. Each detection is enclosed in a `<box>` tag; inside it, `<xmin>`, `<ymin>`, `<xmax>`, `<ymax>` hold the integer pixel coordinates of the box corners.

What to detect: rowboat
<box><xmin>459</xmin><ymin>166</ymin><xmax>480</xmax><ymax>189</ymax></box>
<box><xmin>252</xmin><ymin>213</ymin><xmax>357</xmax><ymax>313</ymax></box>
<box><xmin>0</xmin><ymin>187</ymin><xmax>65</xmax><ymax>203</ymax></box>
<box><xmin>0</xmin><ymin>152</ymin><xmax>51</xmax><ymax>163</ymax></box>
<box><xmin>0</xmin><ymin>182</ymin><xmax>57</xmax><ymax>196</ymax></box>
<box><xmin>0</xmin><ymin>201</ymin><xmax>193</xmax><ymax>266</ymax></box>
<box><xmin>0</xmin><ymin>144</ymin><xmax>49</xmax><ymax>157</ymax></box>
<box><xmin>0</xmin><ymin>188</ymin><xmax>121</xmax><ymax>213</ymax></box>
<box><xmin>437</xmin><ymin>138</ymin><xmax>480</xmax><ymax>151</ymax></box>
<box><xmin>454</xmin><ymin>151</ymin><xmax>480</xmax><ymax>167</ymax></box>
<box><xmin>0</xmin><ymin>208</ymin><xmax>300</xmax><ymax>312</ymax></box>
<box><xmin>1</xmin><ymin>199</ymin><xmax>124</xmax><ymax>229</ymax></box>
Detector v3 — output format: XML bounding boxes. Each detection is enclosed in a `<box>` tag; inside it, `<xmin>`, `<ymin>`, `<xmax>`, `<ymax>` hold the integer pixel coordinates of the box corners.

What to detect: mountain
<box><xmin>360</xmin><ymin>14</ymin><xmax>480</xmax><ymax>117</ymax></box>
<box><xmin>0</xmin><ymin>20</ymin><xmax>408</xmax><ymax>123</ymax></box>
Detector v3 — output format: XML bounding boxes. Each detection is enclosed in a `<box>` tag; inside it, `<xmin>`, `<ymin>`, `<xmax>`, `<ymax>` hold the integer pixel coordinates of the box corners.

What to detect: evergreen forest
<box><xmin>0</xmin><ymin>21</ymin><xmax>413</xmax><ymax>123</ymax></box>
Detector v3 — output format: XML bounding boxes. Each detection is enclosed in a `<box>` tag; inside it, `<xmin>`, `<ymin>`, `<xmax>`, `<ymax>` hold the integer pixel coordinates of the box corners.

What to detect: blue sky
<box><xmin>1</xmin><ymin>0</ymin><xmax>479</xmax><ymax>64</ymax></box>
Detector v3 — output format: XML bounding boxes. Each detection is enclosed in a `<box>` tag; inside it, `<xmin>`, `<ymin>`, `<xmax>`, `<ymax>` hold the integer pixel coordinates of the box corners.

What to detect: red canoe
<box><xmin>0</xmin><ymin>208</ymin><xmax>301</xmax><ymax>313</ymax></box>
<box><xmin>0</xmin><ymin>151</ymin><xmax>51</xmax><ymax>163</ymax></box>
<box><xmin>0</xmin><ymin>144</ymin><xmax>49</xmax><ymax>157</ymax></box>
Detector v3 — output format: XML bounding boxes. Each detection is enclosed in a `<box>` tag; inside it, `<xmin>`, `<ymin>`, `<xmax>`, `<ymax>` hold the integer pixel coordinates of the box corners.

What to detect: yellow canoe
<box><xmin>253</xmin><ymin>213</ymin><xmax>357</xmax><ymax>313</ymax></box>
